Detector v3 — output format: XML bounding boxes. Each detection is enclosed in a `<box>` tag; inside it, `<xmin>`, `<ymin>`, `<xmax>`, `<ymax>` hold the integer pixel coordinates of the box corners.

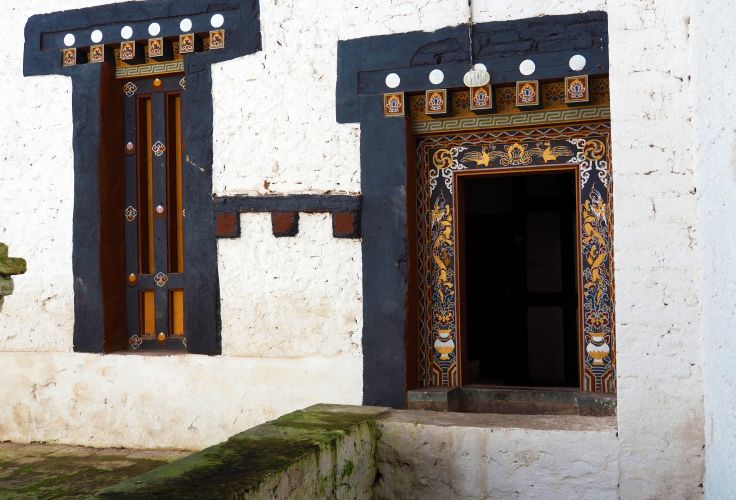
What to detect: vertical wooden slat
<box><xmin>136</xmin><ymin>96</ymin><xmax>154</xmax><ymax>275</ymax></box>
<box><xmin>166</xmin><ymin>92</ymin><xmax>184</xmax><ymax>273</ymax></box>
<box><xmin>151</xmin><ymin>90</ymin><xmax>169</xmax><ymax>339</ymax></box>
<box><xmin>125</xmin><ymin>91</ymin><xmax>139</xmax><ymax>344</ymax></box>
<box><xmin>176</xmin><ymin>96</ymin><xmax>184</xmax><ymax>272</ymax></box>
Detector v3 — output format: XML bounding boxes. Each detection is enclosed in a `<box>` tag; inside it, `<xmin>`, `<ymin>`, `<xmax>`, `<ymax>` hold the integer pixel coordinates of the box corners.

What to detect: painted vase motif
<box><xmin>434</xmin><ymin>329</ymin><xmax>455</xmax><ymax>360</ymax></box>
<box><xmin>586</xmin><ymin>332</ymin><xmax>610</xmax><ymax>366</ymax></box>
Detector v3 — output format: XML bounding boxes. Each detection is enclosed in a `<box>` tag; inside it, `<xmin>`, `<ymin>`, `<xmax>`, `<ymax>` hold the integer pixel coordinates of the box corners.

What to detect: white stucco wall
<box><xmin>376</xmin><ymin>411</ymin><xmax>620</xmax><ymax>500</ymax></box>
<box><xmin>0</xmin><ymin>0</ymin><xmax>716</xmax><ymax>496</ymax></box>
<box><xmin>605</xmin><ymin>1</ymin><xmax>705</xmax><ymax>498</ymax></box>
<box><xmin>691</xmin><ymin>2</ymin><xmax>736</xmax><ymax>498</ymax></box>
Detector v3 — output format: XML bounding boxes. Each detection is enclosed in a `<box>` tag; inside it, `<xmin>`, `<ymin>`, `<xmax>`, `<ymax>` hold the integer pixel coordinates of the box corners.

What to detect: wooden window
<box><xmin>124</xmin><ymin>76</ymin><xmax>187</xmax><ymax>350</ymax></box>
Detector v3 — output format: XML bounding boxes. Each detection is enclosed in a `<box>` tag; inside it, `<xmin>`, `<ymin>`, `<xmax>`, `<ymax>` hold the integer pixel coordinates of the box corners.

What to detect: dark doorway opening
<box><xmin>458</xmin><ymin>169</ymin><xmax>579</xmax><ymax>387</ymax></box>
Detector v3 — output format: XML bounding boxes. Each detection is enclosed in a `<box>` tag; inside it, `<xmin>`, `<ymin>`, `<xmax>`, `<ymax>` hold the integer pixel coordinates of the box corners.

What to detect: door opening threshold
<box><xmin>407</xmin><ymin>387</ymin><xmax>616</xmax><ymax>416</ymax></box>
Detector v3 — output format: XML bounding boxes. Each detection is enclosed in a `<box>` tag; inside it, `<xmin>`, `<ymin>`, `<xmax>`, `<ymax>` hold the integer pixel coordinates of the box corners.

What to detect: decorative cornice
<box><xmin>337</xmin><ymin>12</ymin><xmax>608</xmax><ymax>123</ymax></box>
<box><xmin>24</xmin><ymin>0</ymin><xmax>261</xmax><ymax>77</ymax></box>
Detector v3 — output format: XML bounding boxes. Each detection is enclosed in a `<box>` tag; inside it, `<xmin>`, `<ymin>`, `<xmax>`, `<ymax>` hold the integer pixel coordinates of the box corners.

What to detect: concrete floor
<box><xmin>0</xmin><ymin>441</ymin><xmax>190</xmax><ymax>499</ymax></box>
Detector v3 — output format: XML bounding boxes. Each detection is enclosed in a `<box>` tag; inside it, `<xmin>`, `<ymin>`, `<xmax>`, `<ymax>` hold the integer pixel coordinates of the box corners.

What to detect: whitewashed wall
<box><xmin>0</xmin><ymin>0</ymin><xmax>716</xmax><ymax>497</ymax></box>
<box><xmin>692</xmin><ymin>1</ymin><xmax>736</xmax><ymax>498</ymax></box>
<box><xmin>605</xmin><ymin>1</ymin><xmax>705</xmax><ymax>499</ymax></box>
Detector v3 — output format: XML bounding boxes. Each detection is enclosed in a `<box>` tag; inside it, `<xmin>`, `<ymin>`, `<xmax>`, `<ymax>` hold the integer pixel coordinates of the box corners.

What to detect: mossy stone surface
<box><xmin>0</xmin><ymin>443</ymin><xmax>185</xmax><ymax>499</ymax></box>
<box><xmin>0</xmin><ymin>243</ymin><xmax>26</xmax><ymax>276</ymax></box>
<box><xmin>0</xmin><ymin>278</ymin><xmax>12</xmax><ymax>296</ymax></box>
<box><xmin>97</xmin><ymin>404</ymin><xmax>388</xmax><ymax>499</ymax></box>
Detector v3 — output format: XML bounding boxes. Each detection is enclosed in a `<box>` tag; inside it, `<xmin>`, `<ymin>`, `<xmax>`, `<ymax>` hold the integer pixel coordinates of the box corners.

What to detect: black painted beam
<box><xmin>71</xmin><ymin>64</ymin><xmax>106</xmax><ymax>353</ymax></box>
<box><xmin>357</xmin><ymin>46</ymin><xmax>607</xmax><ymax>95</ymax></box>
<box><xmin>358</xmin><ymin>95</ymin><xmax>410</xmax><ymax>408</ymax></box>
<box><xmin>213</xmin><ymin>194</ymin><xmax>362</xmax><ymax>213</ymax></box>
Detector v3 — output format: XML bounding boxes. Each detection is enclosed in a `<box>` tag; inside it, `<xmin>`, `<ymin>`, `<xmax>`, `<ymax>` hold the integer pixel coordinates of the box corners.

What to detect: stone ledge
<box><xmin>381</xmin><ymin>408</ymin><xmax>617</xmax><ymax>432</ymax></box>
<box><xmin>97</xmin><ymin>404</ymin><xmax>389</xmax><ymax>499</ymax></box>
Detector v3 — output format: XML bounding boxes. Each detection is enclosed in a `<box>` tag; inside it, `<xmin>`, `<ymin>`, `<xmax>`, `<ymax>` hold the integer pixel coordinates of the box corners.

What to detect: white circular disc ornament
<box><xmin>91</xmin><ymin>29</ymin><xmax>103</xmax><ymax>43</ymax></box>
<box><xmin>180</xmin><ymin>18</ymin><xmax>193</xmax><ymax>32</ymax></box>
<box><xmin>463</xmin><ymin>67</ymin><xmax>490</xmax><ymax>88</ymax></box>
<box><xmin>63</xmin><ymin>33</ymin><xmax>75</xmax><ymax>47</ymax></box>
<box><xmin>569</xmin><ymin>54</ymin><xmax>587</xmax><ymax>71</ymax></box>
<box><xmin>519</xmin><ymin>59</ymin><xmax>536</xmax><ymax>76</ymax></box>
<box><xmin>210</xmin><ymin>13</ymin><xmax>224</xmax><ymax>28</ymax></box>
<box><xmin>120</xmin><ymin>26</ymin><xmax>133</xmax><ymax>39</ymax></box>
<box><xmin>148</xmin><ymin>22</ymin><xmax>161</xmax><ymax>36</ymax></box>
<box><xmin>429</xmin><ymin>69</ymin><xmax>444</xmax><ymax>85</ymax></box>
<box><xmin>385</xmin><ymin>73</ymin><xmax>400</xmax><ymax>89</ymax></box>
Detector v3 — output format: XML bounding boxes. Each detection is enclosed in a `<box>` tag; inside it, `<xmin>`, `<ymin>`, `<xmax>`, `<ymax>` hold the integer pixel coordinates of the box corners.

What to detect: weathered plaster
<box><xmin>0</xmin><ymin>352</ymin><xmax>361</xmax><ymax>450</ymax></box>
<box><xmin>606</xmin><ymin>1</ymin><xmax>705</xmax><ymax>498</ymax></box>
<box><xmin>691</xmin><ymin>1</ymin><xmax>736</xmax><ymax>498</ymax></box>
<box><xmin>219</xmin><ymin>213</ymin><xmax>362</xmax><ymax>357</ymax></box>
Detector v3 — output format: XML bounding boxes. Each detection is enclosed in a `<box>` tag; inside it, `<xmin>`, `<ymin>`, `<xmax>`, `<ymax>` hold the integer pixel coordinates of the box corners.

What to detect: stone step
<box><xmin>407</xmin><ymin>386</ymin><xmax>616</xmax><ymax>416</ymax></box>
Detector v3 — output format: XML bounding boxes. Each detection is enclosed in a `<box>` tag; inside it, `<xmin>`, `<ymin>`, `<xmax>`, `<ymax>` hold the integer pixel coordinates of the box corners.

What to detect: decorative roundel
<box><xmin>569</xmin><ymin>54</ymin><xmax>587</xmax><ymax>71</ymax></box>
<box><xmin>63</xmin><ymin>33</ymin><xmax>75</xmax><ymax>47</ymax></box>
<box><xmin>120</xmin><ymin>25</ymin><xmax>133</xmax><ymax>39</ymax></box>
<box><xmin>90</xmin><ymin>29</ymin><xmax>103</xmax><ymax>44</ymax></box>
<box><xmin>210</xmin><ymin>13</ymin><xmax>225</xmax><ymax>28</ymax></box>
<box><xmin>385</xmin><ymin>73</ymin><xmax>400</xmax><ymax>89</ymax></box>
<box><xmin>429</xmin><ymin>69</ymin><xmax>444</xmax><ymax>85</ymax></box>
<box><xmin>519</xmin><ymin>59</ymin><xmax>535</xmax><ymax>76</ymax></box>
<box><xmin>148</xmin><ymin>22</ymin><xmax>161</xmax><ymax>37</ymax></box>
<box><xmin>180</xmin><ymin>18</ymin><xmax>193</xmax><ymax>32</ymax></box>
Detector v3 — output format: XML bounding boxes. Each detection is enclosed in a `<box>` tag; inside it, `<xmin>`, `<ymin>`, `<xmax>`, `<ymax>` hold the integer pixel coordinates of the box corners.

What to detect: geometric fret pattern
<box><xmin>412</xmin><ymin>106</ymin><xmax>610</xmax><ymax>135</ymax></box>
<box><xmin>116</xmin><ymin>61</ymin><xmax>184</xmax><ymax>79</ymax></box>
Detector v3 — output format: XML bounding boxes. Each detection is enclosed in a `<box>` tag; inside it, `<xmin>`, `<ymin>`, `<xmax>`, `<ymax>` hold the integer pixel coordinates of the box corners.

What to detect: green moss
<box><xmin>0</xmin><ymin>243</ymin><xmax>27</xmax><ymax>276</ymax></box>
<box><xmin>0</xmin><ymin>454</ymin><xmax>170</xmax><ymax>499</ymax></box>
<box><xmin>341</xmin><ymin>459</ymin><xmax>355</xmax><ymax>479</ymax></box>
<box><xmin>97</xmin><ymin>405</ymin><xmax>389</xmax><ymax>498</ymax></box>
